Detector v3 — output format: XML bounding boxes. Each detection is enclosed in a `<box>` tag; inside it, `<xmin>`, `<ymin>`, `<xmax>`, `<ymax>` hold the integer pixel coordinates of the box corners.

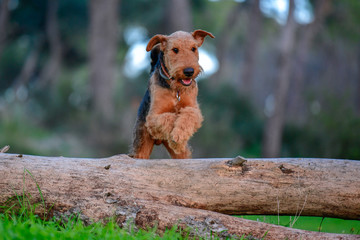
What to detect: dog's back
<box><xmin>130</xmin><ymin>46</ymin><xmax>159</xmax><ymax>157</ymax></box>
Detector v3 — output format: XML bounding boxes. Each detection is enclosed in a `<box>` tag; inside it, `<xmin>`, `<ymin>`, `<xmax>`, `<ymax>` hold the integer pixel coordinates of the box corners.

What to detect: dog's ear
<box><xmin>146</xmin><ymin>34</ymin><xmax>167</xmax><ymax>52</ymax></box>
<box><xmin>192</xmin><ymin>30</ymin><xmax>215</xmax><ymax>47</ymax></box>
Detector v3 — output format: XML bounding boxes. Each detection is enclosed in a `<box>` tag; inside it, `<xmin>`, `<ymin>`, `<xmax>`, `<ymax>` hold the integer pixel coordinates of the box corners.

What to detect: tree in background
<box><xmin>262</xmin><ymin>0</ymin><xmax>298</xmax><ymax>158</ymax></box>
<box><xmin>0</xmin><ymin>0</ymin><xmax>10</xmax><ymax>59</ymax></box>
<box><xmin>38</xmin><ymin>0</ymin><xmax>62</xmax><ymax>87</ymax></box>
<box><xmin>163</xmin><ymin>0</ymin><xmax>192</xmax><ymax>33</ymax></box>
<box><xmin>89</xmin><ymin>0</ymin><xmax>120</xmax><ymax>149</ymax></box>
<box><xmin>211</xmin><ymin>2</ymin><xmax>243</xmax><ymax>87</ymax></box>
<box><xmin>288</xmin><ymin>0</ymin><xmax>332</xmax><ymax>123</ymax></box>
<box><xmin>241</xmin><ymin>0</ymin><xmax>263</xmax><ymax>95</ymax></box>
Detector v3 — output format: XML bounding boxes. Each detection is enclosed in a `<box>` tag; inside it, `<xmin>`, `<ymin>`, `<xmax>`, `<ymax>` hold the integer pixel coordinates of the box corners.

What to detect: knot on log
<box><xmin>225</xmin><ymin>156</ymin><xmax>247</xmax><ymax>167</ymax></box>
<box><xmin>279</xmin><ymin>164</ymin><xmax>295</xmax><ymax>174</ymax></box>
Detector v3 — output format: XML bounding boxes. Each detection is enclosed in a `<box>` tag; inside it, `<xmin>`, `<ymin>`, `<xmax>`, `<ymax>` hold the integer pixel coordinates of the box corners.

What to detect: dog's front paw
<box><xmin>145</xmin><ymin>123</ymin><xmax>165</xmax><ymax>140</ymax></box>
<box><xmin>171</xmin><ymin>127</ymin><xmax>190</xmax><ymax>144</ymax></box>
<box><xmin>145</xmin><ymin>113</ymin><xmax>177</xmax><ymax>140</ymax></box>
<box><xmin>168</xmin><ymin>140</ymin><xmax>187</xmax><ymax>154</ymax></box>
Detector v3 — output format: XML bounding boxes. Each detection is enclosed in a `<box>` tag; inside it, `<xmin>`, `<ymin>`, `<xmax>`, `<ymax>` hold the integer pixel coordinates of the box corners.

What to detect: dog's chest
<box><xmin>160</xmin><ymin>91</ymin><xmax>189</xmax><ymax>113</ymax></box>
<box><xmin>149</xmin><ymin>78</ymin><xmax>198</xmax><ymax>114</ymax></box>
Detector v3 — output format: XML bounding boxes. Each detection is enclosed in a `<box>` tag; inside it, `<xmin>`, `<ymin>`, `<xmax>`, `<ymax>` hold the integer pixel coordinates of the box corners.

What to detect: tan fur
<box><xmin>132</xmin><ymin>30</ymin><xmax>214</xmax><ymax>159</ymax></box>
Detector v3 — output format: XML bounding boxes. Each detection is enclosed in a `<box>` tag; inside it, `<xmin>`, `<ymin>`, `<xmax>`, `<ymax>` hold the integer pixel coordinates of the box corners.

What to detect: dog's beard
<box><xmin>170</xmin><ymin>69</ymin><xmax>200</xmax><ymax>87</ymax></box>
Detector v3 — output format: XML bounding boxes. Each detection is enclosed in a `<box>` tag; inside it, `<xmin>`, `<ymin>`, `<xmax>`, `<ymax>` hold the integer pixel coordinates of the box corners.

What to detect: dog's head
<box><xmin>146</xmin><ymin>30</ymin><xmax>214</xmax><ymax>87</ymax></box>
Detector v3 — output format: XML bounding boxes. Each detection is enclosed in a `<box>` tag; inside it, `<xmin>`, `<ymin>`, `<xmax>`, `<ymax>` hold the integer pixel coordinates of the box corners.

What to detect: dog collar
<box><xmin>159</xmin><ymin>61</ymin><xmax>172</xmax><ymax>80</ymax></box>
<box><xmin>159</xmin><ymin>52</ymin><xmax>175</xmax><ymax>81</ymax></box>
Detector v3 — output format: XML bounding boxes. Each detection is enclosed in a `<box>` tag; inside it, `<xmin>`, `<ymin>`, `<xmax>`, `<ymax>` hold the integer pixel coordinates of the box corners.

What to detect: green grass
<box><xmin>0</xmin><ymin>213</ymin><xmax>188</xmax><ymax>240</ymax></box>
<box><xmin>238</xmin><ymin>215</ymin><xmax>360</xmax><ymax>235</ymax></box>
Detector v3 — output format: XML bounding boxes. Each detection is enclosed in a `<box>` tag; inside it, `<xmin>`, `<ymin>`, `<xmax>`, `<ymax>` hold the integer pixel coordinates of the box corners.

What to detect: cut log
<box><xmin>0</xmin><ymin>153</ymin><xmax>359</xmax><ymax>239</ymax></box>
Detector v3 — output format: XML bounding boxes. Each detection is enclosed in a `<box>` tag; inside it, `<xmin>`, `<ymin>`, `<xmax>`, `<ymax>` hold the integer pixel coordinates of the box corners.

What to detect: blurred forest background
<box><xmin>0</xmin><ymin>0</ymin><xmax>359</xmax><ymax>159</ymax></box>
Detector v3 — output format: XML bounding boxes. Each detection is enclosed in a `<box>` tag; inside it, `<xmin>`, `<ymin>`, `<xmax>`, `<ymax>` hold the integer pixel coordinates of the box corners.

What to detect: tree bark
<box><xmin>0</xmin><ymin>0</ymin><xmax>10</xmax><ymax>59</ymax></box>
<box><xmin>0</xmin><ymin>153</ymin><xmax>359</xmax><ymax>239</ymax></box>
<box><xmin>262</xmin><ymin>0</ymin><xmax>298</xmax><ymax>157</ymax></box>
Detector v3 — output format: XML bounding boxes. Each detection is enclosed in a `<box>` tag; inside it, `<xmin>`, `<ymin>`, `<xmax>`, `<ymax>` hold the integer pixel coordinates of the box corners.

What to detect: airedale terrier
<box><xmin>130</xmin><ymin>30</ymin><xmax>214</xmax><ymax>159</ymax></box>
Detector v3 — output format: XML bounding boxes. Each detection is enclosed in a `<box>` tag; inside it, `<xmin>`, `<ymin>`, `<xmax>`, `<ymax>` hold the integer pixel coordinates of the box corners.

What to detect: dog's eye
<box><xmin>172</xmin><ymin>48</ymin><xmax>179</xmax><ymax>54</ymax></box>
<box><xmin>191</xmin><ymin>47</ymin><xmax>196</xmax><ymax>52</ymax></box>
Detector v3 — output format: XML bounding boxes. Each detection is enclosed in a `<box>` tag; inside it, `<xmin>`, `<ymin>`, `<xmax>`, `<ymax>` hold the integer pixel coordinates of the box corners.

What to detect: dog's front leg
<box><xmin>145</xmin><ymin>112</ymin><xmax>177</xmax><ymax>140</ymax></box>
<box><xmin>169</xmin><ymin>106</ymin><xmax>203</xmax><ymax>153</ymax></box>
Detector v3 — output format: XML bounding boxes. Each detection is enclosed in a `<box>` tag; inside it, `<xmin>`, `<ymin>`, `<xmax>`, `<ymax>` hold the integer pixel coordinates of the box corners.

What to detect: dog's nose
<box><xmin>183</xmin><ymin>68</ymin><xmax>194</xmax><ymax>77</ymax></box>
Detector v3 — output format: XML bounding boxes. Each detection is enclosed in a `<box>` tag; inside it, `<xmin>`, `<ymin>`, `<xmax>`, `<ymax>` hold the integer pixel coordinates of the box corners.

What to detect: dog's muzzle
<box><xmin>180</xmin><ymin>78</ymin><xmax>193</xmax><ymax>86</ymax></box>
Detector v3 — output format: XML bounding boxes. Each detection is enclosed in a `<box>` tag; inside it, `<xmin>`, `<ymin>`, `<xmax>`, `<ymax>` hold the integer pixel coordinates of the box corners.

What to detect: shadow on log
<box><xmin>0</xmin><ymin>153</ymin><xmax>359</xmax><ymax>239</ymax></box>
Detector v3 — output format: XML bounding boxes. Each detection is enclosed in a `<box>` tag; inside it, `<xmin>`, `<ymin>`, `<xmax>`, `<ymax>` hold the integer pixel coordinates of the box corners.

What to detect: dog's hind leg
<box><xmin>131</xmin><ymin>121</ymin><xmax>155</xmax><ymax>159</ymax></box>
<box><xmin>132</xmin><ymin>132</ymin><xmax>155</xmax><ymax>159</ymax></box>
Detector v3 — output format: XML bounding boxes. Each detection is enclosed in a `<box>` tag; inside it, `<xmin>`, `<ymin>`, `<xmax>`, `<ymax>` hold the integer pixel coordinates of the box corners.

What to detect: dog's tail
<box><xmin>150</xmin><ymin>45</ymin><xmax>160</xmax><ymax>74</ymax></box>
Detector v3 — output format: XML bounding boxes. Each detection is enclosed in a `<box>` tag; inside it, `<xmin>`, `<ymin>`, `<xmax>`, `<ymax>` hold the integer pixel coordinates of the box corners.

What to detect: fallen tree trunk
<box><xmin>0</xmin><ymin>153</ymin><xmax>359</xmax><ymax>239</ymax></box>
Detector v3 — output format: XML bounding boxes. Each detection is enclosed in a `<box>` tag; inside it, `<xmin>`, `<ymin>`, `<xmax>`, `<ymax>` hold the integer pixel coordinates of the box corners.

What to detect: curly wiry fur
<box><xmin>130</xmin><ymin>30</ymin><xmax>214</xmax><ymax>159</ymax></box>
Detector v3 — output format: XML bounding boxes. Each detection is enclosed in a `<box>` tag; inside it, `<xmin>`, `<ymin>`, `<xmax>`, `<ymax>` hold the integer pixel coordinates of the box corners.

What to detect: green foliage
<box><xmin>326</xmin><ymin>0</ymin><xmax>360</xmax><ymax>42</ymax></box>
<box><xmin>10</xmin><ymin>0</ymin><xmax>47</xmax><ymax>35</ymax></box>
<box><xmin>283</xmin><ymin>95</ymin><xmax>360</xmax><ymax>159</ymax></box>
<box><xmin>0</xmin><ymin>99</ymin><xmax>93</xmax><ymax>157</ymax></box>
<box><xmin>0</xmin><ymin>41</ymin><xmax>29</xmax><ymax>91</ymax></box>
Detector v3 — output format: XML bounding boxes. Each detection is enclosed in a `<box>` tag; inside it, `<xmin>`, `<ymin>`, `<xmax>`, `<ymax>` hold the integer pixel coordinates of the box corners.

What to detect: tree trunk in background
<box><xmin>262</xmin><ymin>0</ymin><xmax>297</xmax><ymax>158</ymax></box>
<box><xmin>89</xmin><ymin>0</ymin><xmax>119</xmax><ymax>150</ymax></box>
<box><xmin>38</xmin><ymin>0</ymin><xmax>62</xmax><ymax>87</ymax></box>
<box><xmin>13</xmin><ymin>39</ymin><xmax>42</xmax><ymax>90</ymax></box>
<box><xmin>241</xmin><ymin>0</ymin><xmax>262</xmax><ymax>95</ymax></box>
<box><xmin>163</xmin><ymin>0</ymin><xmax>192</xmax><ymax>33</ymax></box>
<box><xmin>1</xmin><ymin>154</ymin><xmax>359</xmax><ymax>239</ymax></box>
<box><xmin>211</xmin><ymin>3</ymin><xmax>243</xmax><ymax>86</ymax></box>
<box><xmin>289</xmin><ymin>0</ymin><xmax>332</xmax><ymax>122</ymax></box>
<box><xmin>358</xmin><ymin>44</ymin><xmax>360</xmax><ymax>114</ymax></box>
<box><xmin>89</xmin><ymin>0</ymin><xmax>119</xmax><ymax>121</ymax></box>
<box><xmin>0</xmin><ymin>0</ymin><xmax>10</xmax><ymax>59</ymax></box>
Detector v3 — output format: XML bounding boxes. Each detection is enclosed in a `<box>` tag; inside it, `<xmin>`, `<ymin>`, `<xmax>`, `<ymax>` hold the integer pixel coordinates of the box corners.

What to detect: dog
<box><xmin>130</xmin><ymin>30</ymin><xmax>214</xmax><ymax>159</ymax></box>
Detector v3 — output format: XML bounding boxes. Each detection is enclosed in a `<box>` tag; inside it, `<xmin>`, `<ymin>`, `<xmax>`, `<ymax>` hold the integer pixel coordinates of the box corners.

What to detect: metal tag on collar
<box><xmin>176</xmin><ymin>91</ymin><xmax>181</xmax><ymax>101</ymax></box>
